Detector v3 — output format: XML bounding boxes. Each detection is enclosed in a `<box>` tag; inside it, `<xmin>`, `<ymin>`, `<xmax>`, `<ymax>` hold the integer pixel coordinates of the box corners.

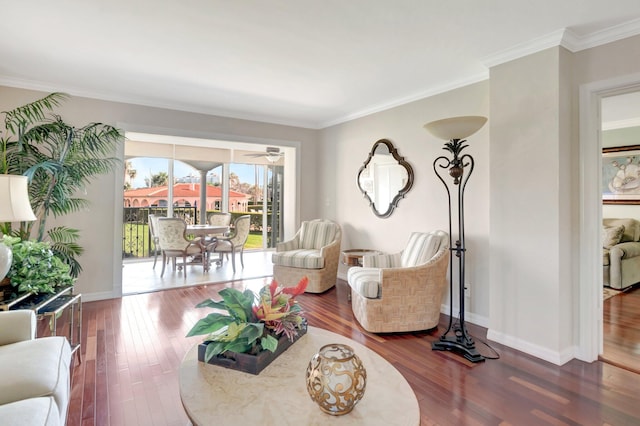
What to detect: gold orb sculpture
<box><xmin>305</xmin><ymin>343</ymin><xmax>367</xmax><ymax>415</ymax></box>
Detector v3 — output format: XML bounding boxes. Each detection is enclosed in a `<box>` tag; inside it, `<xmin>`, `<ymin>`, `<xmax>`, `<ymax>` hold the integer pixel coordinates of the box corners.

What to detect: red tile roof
<box><xmin>124</xmin><ymin>183</ymin><xmax>248</xmax><ymax>198</ymax></box>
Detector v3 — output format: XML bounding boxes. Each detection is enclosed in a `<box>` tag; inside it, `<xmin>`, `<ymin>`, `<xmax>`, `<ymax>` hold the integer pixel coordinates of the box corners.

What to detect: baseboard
<box><xmin>486</xmin><ymin>329</ymin><xmax>576</xmax><ymax>366</ymax></box>
<box><xmin>439</xmin><ymin>303</ymin><xmax>490</xmax><ymax>329</ymax></box>
<box><xmin>81</xmin><ymin>290</ymin><xmax>119</xmax><ymax>302</ymax></box>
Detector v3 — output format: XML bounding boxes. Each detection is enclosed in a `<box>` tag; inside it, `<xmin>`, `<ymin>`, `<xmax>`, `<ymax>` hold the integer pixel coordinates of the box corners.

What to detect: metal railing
<box><xmin>122</xmin><ymin>207</ymin><xmax>197</xmax><ymax>259</ymax></box>
<box><xmin>122</xmin><ymin>207</ymin><xmax>279</xmax><ymax>259</ymax></box>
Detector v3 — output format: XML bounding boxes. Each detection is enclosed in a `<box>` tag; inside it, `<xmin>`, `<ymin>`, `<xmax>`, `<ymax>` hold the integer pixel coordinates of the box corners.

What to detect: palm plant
<box><xmin>1</xmin><ymin>92</ymin><xmax>122</xmax><ymax>277</ymax></box>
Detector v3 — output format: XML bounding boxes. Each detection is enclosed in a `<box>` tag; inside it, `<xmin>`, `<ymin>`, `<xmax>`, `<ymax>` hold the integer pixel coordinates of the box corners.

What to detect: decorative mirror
<box><xmin>357</xmin><ymin>139</ymin><xmax>414</xmax><ymax>218</ymax></box>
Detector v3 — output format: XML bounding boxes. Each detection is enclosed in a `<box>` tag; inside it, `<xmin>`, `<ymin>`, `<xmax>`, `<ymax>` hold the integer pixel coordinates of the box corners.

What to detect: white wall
<box><xmin>319</xmin><ymin>81</ymin><xmax>491</xmax><ymax>322</ymax></box>
<box><xmin>0</xmin><ymin>86</ymin><xmax>319</xmax><ymax>300</ymax></box>
<box><xmin>487</xmin><ymin>47</ymin><xmax>574</xmax><ymax>363</ymax></box>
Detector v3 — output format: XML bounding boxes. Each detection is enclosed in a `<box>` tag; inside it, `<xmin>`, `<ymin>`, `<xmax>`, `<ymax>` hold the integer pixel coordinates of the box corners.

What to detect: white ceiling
<box><xmin>2</xmin><ymin>1</ymin><xmax>640</xmax><ymax>129</ymax></box>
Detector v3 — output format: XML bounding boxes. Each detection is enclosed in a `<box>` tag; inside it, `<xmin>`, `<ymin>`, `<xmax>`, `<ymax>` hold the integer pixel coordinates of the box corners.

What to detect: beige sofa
<box><xmin>603</xmin><ymin>218</ymin><xmax>640</xmax><ymax>290</ymax></box>
<box><xmin>0</xmin><ymin>310</ymin><xmax>72</xmax><ymax>426</ymax></box>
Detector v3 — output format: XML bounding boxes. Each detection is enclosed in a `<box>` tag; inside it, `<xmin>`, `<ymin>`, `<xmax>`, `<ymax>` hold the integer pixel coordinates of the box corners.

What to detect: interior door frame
<box><xmin>578</xmin><ymin>72</ymin><xmax>640</xmax><ymax>361</ymax></box>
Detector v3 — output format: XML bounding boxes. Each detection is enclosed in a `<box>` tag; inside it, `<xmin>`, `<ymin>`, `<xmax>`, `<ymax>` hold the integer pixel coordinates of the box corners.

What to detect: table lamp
<box><xmin>0</xmin><ymin>175</ymin><xmax>37</xmax><ymax>283</ymax></box>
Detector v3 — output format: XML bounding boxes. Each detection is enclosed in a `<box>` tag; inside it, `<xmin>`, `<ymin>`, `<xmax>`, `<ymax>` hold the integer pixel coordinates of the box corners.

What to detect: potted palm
<box><xmin>1</xmin><ymin>92</ymin><xmax>122</xmax><ymax>277</ymax></box>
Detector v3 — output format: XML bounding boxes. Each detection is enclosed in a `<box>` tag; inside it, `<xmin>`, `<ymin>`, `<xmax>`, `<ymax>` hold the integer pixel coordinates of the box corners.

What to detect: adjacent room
<box><xmin>1</xmin><ymin>2</ymin><xmax>640</xmax><ymax>425</ymax></box>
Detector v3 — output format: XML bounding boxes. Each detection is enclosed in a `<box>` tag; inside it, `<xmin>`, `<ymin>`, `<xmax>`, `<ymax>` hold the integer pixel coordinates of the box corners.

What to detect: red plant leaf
<box><xmin>282</xmin><ymin>276</ymin><xmax>308</xmax><ymax>296</ymax></box>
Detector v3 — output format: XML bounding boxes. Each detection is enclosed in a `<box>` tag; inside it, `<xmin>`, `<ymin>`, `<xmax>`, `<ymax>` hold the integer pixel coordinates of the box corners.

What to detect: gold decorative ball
<box><xmin>305</xmin><ymin>343</ymin><xmax>367</xmax><ymax>415</ymax></box>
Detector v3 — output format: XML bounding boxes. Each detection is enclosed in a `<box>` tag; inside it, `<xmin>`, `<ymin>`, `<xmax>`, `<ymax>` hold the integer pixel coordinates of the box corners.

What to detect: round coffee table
<box><xmin>179</xmin><ymin>326</ymin><xmax>419</xmax><ymax>425</ymax></box>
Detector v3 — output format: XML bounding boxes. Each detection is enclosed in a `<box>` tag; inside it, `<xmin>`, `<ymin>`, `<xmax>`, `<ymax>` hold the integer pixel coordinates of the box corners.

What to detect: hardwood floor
<box><xmin>66</xmin><ymin>278</ymin><xmax>640</xmax><ymax>426</ymax></box>
<box><xmin>601</xmin><ymin>285</ymin><xmax>640</xmax><ymax>374</ymax></box>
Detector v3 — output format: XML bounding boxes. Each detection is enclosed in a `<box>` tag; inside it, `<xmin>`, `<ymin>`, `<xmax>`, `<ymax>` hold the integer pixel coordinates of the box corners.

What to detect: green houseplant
<box><xmin>1</xmin><ymin>92</ymin><xmax>122</xmax><ymax>277</ymax></box>
<box><xmin>1</xmin><ymin>235</ymin><xmax>74</xmax><ymax>294</ymax></box>
<box><xmin>187</xmin><ymin>277</ymin><xmax>308</xmax><ymax>364</ymax></box>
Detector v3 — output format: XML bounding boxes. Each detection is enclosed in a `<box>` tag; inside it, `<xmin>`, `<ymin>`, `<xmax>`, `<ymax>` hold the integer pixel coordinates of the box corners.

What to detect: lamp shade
<box><xmin>0</xmin><ymin>175</ymin><xmax>37</xmax><ymax>222</ymax></box>
<box><xmin>424</xmin><ymin>116</ymin><xmax>487</xmax><ymax>141</ymax></box>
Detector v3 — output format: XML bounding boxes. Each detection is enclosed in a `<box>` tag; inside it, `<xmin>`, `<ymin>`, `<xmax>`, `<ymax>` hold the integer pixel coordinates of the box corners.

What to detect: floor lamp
<box><xmin>0</xmin><ymin>175</ymin><xmax>37</xmax><ymax>283</ymax></box>
<box><xmin>424</xmin><ymin>116</ymin><xmax>487</xmax><ymax>363</ymax></box>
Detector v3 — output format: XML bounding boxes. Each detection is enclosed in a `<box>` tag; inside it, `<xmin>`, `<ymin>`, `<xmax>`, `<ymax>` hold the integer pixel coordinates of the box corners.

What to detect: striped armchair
<box><xmin>272</xmin><ymin>219</ymin><xmax>342</xmax><ymax>293</ymax></box>
<box><xmin>347</xmin><ymin>230</ymin><xmax>449</xmax><ymax>333</ymax></box>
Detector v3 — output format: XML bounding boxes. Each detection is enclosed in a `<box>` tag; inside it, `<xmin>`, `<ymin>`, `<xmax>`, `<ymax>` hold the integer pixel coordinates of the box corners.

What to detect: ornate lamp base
<box><xmin>0</xmin><ymin>243</ymin><xmax>12</xmax><ymax>283</ymax></box>
<box><xmin>432</xmin><ymin>336</ymin><xmax>485</xmax><ymax>363</ymax></box>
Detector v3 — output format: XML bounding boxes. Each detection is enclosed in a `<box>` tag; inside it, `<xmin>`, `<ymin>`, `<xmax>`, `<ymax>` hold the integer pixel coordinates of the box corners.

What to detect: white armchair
<box><xmin>347</xmin><ymin>230</ymin><xmax>449</xmax><ymax>333</ymax></box>
<box><xmin>0</xmin><ymin>310</ymin><xmax>72</xmax><ymax>425</ymax></box>
<box><xmin>272</xmin><ymin>219</ymin><xmax>342</xmax><ymax>293</ymax></box>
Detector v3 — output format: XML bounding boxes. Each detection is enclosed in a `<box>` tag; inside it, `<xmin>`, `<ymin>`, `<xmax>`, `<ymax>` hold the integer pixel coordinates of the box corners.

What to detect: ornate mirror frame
<box><xmin>357</xmin><ymin>139</ymin><xmax>414</xmax><ymax>218</ymax></box>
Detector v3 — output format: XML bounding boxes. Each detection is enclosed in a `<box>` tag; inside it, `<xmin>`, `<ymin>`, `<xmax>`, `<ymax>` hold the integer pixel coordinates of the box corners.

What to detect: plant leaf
<box><xmin>186</xmin><ymin>313</ymin><xmax>234</xmax><ymax>337</ymax></box>
<box><xmin>223</xmin><ymin>341</ymin><xmax>252</xmax><ymax>354</ymax></box>
<box><xmin>261</xmin><ymin>334</ymin><xmax>279</xmax><ymax>353</ymax></box>
<box><xmin>195</xmin><ymin>298</ymin><xmax>228</xmax><ymax>310</ymax></box>
<box><xmin>204</xmin><ymin>341</ymin><xmax>226</xmax><ymax>361</ymax></box>
<box><xmin>239</xmin><ymin>323</ymin><xmax>264</xmax><ymax>346</ymax></box>
<box><xmin>218</xmin><ymin>288</ymin><xmax>255</xmax><ymax>322</ymax></box>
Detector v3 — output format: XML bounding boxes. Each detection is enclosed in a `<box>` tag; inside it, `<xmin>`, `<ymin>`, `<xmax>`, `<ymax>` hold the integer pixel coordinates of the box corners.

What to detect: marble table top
<box><xmin>179</xmin><ymin>326</ymin><xmax>420</xmax><ymax>425</ymax></box>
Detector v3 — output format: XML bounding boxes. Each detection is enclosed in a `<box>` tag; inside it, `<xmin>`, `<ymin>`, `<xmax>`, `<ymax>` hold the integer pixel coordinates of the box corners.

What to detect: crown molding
<box><xmin>0</xmin><ymin>75</ymin><xmax>321</xmax><ymax>129</ymax></box>
<box><xmin>565</xmin><ymin>17</ymin><xmax>640</xmax><ymax>52</ymax></box>
<box><xmin>319</xmin><ymin>71</ymin><xmax>490</xmax><ymax>129</ymax></box>
<box><xmin>482</xmin><ymin>29</ymin><xmax>567</xmax><ymax>68</ymax></box>
<box><xmin>483</xmin><ymin>18</ymin><xmax>640</xmax><ymax>69</ymax></box>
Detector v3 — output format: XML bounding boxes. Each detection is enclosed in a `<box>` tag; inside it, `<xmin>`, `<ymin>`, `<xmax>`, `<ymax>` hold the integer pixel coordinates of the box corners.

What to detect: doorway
<box><xmin>118</xmin><ymin>131</ymin><xmax>298</xmax><ymax>294</ymax></box>
<box><xmin>599</xmin><ymin>91</ymin><xmax>640</xmax><ymax>372</ymax></box>
<box><xmin>578</xmin><ymin>73</ymin><xmax>640</xmax><ymax>363</ymax></box>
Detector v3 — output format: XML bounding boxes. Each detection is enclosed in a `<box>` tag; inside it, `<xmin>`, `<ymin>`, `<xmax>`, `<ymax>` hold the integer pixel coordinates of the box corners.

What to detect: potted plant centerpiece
<box><xmin>187</xmin><ymin>277</ymin><xmax>308</xmax><ymax>375</ymax></box>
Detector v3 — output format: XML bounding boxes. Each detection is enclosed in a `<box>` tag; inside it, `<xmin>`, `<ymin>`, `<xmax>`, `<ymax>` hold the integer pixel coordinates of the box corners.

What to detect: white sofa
<box><xmin>0</xmin><ymin>310</ymin><xmax>72</xmax><ymax>425</ymax></box>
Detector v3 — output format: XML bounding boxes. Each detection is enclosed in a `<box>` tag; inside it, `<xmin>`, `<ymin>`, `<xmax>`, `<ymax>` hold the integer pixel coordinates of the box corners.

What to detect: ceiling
<box><xmin>2</xmin><ymin>1</ymin><xmax>640</xmax><ymax>129</ymax></box>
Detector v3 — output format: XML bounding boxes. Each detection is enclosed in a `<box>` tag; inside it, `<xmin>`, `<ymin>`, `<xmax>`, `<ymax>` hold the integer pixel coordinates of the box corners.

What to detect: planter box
<box><xmin>197</xmin><ymin>324</ymin><xmax>307</xmax><ymax>375</ymax></box>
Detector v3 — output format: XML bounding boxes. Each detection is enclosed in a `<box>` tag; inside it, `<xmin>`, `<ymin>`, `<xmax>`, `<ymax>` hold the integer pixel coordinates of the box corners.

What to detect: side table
<box><xmin>1</xmin><ymin>286</ymin><xmax>82</xmax><ymax>362</ymax></box>
<box><xmin>341</xmin><ymin>249</ymin><xmax>382</xmax><ymax>267</ymax></box>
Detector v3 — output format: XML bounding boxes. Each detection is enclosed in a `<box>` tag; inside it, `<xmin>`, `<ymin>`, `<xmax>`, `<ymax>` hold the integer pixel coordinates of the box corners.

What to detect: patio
<box><xmin>122</xmin><ymin>249</ymin><xmax>274</xmax><ymax>295</ymax></box>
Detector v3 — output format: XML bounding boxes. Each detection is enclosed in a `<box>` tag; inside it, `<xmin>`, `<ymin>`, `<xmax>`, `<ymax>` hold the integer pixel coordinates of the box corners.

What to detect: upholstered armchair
<box><xmin>272</xmin><ymin>219</ymin><xmax>342</xmax><ymax>293</ymax></box>
<box><xmin>347</xmin><ymin>230</ymin><xmax>449</xmax><ymax>333</ymax></box>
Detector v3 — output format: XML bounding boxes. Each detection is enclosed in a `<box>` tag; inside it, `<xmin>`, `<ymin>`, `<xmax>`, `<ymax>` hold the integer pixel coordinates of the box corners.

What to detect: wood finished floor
<box><xmin>601</xmin><ymin>284</ymin><xmax>640</xmax><ymax>374</ymax></box>
<box><xmin>66</xmin><ymin>279</ymin><xmax>640</xmax><ymax>426</ymax></box>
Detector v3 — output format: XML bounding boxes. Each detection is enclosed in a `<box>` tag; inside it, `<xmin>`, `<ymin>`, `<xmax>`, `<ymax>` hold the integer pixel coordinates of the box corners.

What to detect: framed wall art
<box><xmin>603</xmin><ymin>144</ymin><xmax>640</xmax><ymax>204</ymax></box>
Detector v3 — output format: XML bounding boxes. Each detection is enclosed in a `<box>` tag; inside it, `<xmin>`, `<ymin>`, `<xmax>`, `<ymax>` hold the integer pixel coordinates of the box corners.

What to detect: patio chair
<box><xmin>148</xmin><ymin>214</ymin><xmax>162</xmax><ymax>269</ymax></box>
<box><xmin>156</xmin><ymin>217</ymin><xmax>204</xmax><ymax>277</ymax></box>
<box><xmin>201</xmin><ymin>212</ymin><xmax>232</xmax><ymax>246</ymax></box>
<box><xmin>208</xmin><ymin>215</ymin><xmax>251</xmax><ymax>273</ymax></box>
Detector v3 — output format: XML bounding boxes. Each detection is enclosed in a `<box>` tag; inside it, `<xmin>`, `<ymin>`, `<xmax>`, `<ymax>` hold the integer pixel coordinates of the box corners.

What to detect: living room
<box><xmin>2</xmin><ymin>2</ymin><xmax>640</xmax><ymax>425</ymax></box>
